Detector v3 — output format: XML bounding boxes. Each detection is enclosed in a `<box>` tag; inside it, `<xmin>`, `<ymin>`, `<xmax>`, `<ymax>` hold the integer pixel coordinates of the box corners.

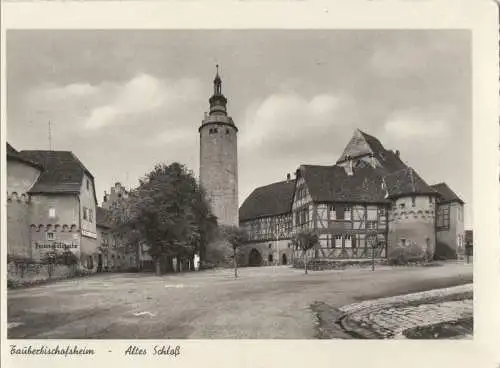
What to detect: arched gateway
<box><xmin>248</xmin><ymin>248</ymin><xmax>262</xmax><ymax>267</ymax></box>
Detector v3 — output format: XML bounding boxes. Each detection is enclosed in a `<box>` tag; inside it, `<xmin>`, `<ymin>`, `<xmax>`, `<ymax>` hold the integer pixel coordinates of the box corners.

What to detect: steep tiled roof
<box><xmin>359</xmin><ymin>130</ymin><xmax>386</xmax><ymax>155</ymax></box>
<box><xmin>239</xmin><ymin>179</ymin><xmax>296</xmax><ymax>221</ymax></box>
<box><xmin>96</xmin><ymin>206</ymin><xmax>113</xmax><ymax>229</ymax></box>
<box><xmin>6</xmin><ymin>143</ymin><xmax>43</xmax><ymax>169</ymax></box>
<box><xmin>384</xmin><ymin>167</ymin><xmax>438</xmax><ymax>199</ymax></box>
<box><xmin>300</xmin><ymin>165</ymin><xmax>389</xmax><ymax>203</ymax></box>
<box><xmin>375</xmin><ymin>149</ymin><xmax>407</xmax><ymax>173</ymax></box>
<box><xmin>19</xmin><ymin>150</ymin><xmax>93</xmax><ymax>195</ymax></box>
<box><xmin>239</xmin><ymin>129</ymin><xmax>461</xmax><ymax>221</ymax></box>
<box><xmin>430</xmin><ymin>182</ymin><xmax>465</xmax><ymax>204</ymax></box>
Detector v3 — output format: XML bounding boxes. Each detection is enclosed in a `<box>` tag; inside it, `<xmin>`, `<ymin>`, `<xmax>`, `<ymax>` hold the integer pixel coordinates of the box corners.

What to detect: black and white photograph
<box><xmin>4</xmin><ymin>29</ymin><xmax>476</xmax><ymax>341</ymax></box>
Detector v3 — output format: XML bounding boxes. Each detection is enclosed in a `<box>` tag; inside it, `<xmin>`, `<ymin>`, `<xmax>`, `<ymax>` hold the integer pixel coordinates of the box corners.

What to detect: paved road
<box><xmin>8</xmin><ymin>262</ymin><xmax>472</xmax><ymax>339</ymax></box>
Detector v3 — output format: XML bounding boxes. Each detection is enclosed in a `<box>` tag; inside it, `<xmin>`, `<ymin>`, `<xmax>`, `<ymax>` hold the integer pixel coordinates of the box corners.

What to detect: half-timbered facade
<box><xmin>239</xmin><ymin>129</ymin><xmax>466</xmax><ymax>266</ymax></box>
<box><xmin>290</xmin><ymin>165</ymin><xmax>391</xmax><ymax>262</ymax></box>
<box><xmin>239</xmin><ymin>178</ymin><xmax>296</xmax><ymax>266</ymax></box>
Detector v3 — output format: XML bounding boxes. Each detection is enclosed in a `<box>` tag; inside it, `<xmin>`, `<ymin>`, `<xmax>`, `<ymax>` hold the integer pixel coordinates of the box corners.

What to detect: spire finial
<box><xmin>213</xmin><ymin>64</ymin><xmax>222</xmax><ymax>95</ymax></box>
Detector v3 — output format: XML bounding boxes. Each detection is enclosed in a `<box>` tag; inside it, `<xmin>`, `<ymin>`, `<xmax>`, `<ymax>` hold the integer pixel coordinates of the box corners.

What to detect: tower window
<box><xmin>226</xmin><ymin>129</ymin><xmax>230</xmax><ymax>135</ymax></box>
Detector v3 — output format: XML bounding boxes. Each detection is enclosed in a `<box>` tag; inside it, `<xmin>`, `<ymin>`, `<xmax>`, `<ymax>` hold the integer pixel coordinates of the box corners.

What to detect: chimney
<box><xmin>286</xmin><ymin>173</ymin><xmax>291</xmax><ymax>182</ymax></box>
<box><xmin>103</xmin><ymin>191</ymin><xmax>108</xmax><ymax>203</ymax></box>
<box><xmin>395</xmin><ymin>150</ymin><xmax>400</xmax><ymax>158</ymax></box>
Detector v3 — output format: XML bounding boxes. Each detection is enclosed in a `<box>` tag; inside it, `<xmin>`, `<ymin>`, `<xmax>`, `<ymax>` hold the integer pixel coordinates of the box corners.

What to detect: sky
<box><xmin>6</xmin><ymin>30</ymin><xmax>472</xmax><ymax>229</ymax></box>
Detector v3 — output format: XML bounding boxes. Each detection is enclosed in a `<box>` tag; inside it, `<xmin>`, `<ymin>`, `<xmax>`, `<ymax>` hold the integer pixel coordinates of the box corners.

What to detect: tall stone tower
<box><xmin>199</xmin><ymin>66</ymin><xmax>239</xmax><ymax>227</ymax></box>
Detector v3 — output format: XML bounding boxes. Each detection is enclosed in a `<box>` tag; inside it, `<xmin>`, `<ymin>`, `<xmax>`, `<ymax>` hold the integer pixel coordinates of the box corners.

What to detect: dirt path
<box><xmin>8</xmin><ymin>262</ymin><xmax>473</xmax><ymax>339</ymax></box>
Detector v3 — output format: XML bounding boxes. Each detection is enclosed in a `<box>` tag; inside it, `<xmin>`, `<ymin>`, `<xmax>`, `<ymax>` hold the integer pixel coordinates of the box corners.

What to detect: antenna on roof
<box><xmin>48</xmin><ymin>121</ymin><xmax>53</xmax><ymax>151</ymax></box>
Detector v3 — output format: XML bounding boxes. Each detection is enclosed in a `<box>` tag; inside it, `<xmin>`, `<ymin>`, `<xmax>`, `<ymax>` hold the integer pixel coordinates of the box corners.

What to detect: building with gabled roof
<box><xmin>6</xmin><ymin>143</ymin><xmax>128</xmax><ymax>272</ymax></box>
<box><xmin>239</xmin><ymin>129</ymin><xmax>465</xmax><ymax>267</ymax></box>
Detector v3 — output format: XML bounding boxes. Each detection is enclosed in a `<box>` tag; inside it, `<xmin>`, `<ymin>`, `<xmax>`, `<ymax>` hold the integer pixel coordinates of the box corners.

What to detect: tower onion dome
<box><xmin>209</xmin><ymin>64</ymin><xmax>228</xmax><ymax>115</ymax></box>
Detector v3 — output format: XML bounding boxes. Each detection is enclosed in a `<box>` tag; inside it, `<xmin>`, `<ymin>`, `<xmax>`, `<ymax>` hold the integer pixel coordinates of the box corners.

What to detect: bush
<box><xmin>434</xmin><ymin>242</ymin><xmax>457</xmax><ymax>260</ymax></box>
<box><xmin>388</xmin><ymin>243</ymin><xmax>428</xmax><ymax>265</ymax></box>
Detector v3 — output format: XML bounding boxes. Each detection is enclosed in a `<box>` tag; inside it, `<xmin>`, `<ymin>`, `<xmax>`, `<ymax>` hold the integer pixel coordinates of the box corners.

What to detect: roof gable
<box><xmin>337</xmin><ymin>129</ymin><xmax>374</xmax><ymax>163</ymax></box>
<box><xmin>239</xmin><ymin>179</ymin><xmax>296</xmax><ymax>221</ymax></box>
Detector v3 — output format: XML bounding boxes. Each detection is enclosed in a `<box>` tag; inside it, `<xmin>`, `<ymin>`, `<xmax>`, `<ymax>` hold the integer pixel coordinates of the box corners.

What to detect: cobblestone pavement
<box><xmin>337</xmin><ymin>283</ymin><xmax>473</xmax><ymax>339</ymax></box>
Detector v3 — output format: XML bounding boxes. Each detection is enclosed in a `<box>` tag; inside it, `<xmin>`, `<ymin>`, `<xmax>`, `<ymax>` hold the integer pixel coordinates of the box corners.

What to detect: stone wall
<box><xmin>7</xmin><ymin>200</ymin><xmax>32</xmax><ymax>259</ymax></box>
<box><xmin>7</xmin><ymin>159</ymin><xmax>41</xmax><ymax>259</ymax></box>
<box><xmin>30</xmin><ymin>225</ymin><xmax>81</xmax><ymax>262</ymax></box>
<box><xmin>30</xmin><ymin>194</ymin><xmax>80</xmax><ymax>228</ymax></box>
<box><xmin>388</xmin><ymin>195</ymin><xmax>436</xmax><ymax>261</ymax></box>
<box><xmin>7</xmin><ymin>261</ymin><xmax>92</xmax><ymax>288</ymax></box>
<box><xmin>199</xmin><ymin>123</ymin><xmax>238</xmax><ymax>227</ymax></box>
<box><xmin>238</xmin><ymin>239</ymin><xmax>294</xmax><ymax>267</ymax></box>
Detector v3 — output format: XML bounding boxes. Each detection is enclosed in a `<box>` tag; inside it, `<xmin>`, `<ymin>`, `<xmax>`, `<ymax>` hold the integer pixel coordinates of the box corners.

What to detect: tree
<box><xmin>291</xmin><ymin>229</ymin><xmax>319</xmax><ymax>275</ymax></box>
<box><xmin>109</xmin><ymin>162</ymin><xmax>216</xmax><ymax>276</ymax></box>
<box><xmin>366</xmin><ymin>231</ymin><xmax>378</xmax><ymax>271</ymax></box>
<box><xmin>220</xmin><ymin>225</ymin><xmax>248</xmax><ymax>278</ymax></box>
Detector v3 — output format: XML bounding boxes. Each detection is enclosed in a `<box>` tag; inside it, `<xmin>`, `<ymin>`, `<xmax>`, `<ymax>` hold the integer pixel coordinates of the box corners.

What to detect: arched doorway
<box><xmin>268</xmin><ymin>253</ymin><xmax>273</xmax><ymax>264</ymax></box>
<box><xmin>248</xmin><ymin>248</ymin><xmax>262</xmax><ymax>267</ymax></box>
<box><xmin>282</xmin><ymin>253</ymin><xmax>287</xmax><ymax>265</ymax></box>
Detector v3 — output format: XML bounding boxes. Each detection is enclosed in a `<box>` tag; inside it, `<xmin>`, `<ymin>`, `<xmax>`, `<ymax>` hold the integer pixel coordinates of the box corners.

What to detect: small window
<box><xmin>83</xmin><ymin>207</ymin><xmax>88</xmax><ymax>221</ymax></box>
<box><xmin>86</xmin><ymin>179</ymin><xmax>90</xmax><ymax>191</ymax></box>
<box><xmin>49</xmin><ymin>208</ymin><xmax>56</xmax><ymax>218</ymax></box>
<box><xmin>268</xmin><ymin>243</ymin><xmax>272</xmax><ymax>249</ymax></box>
<box><xmin>399</xmin><ymin>203</ymin><xmax>405</xmax><ymax>209</ymax></box>
<box><xmin>89</xmin><ymin>209</ymin><xmax>94</xmax><ymax>223</ymax></box>
<box><xmin>47</xmin><ymin>232</ymin><xmax>55</xmax><ymax>241</ymax></box>
<box><xmin>226</xmin><ymin>129</ymin><xmax>230</xmax><ymax>135</ymax></box>
<box><xmin>400</xmin><ymin>238</ymin><xmax>407</xmax><ymax>247</ymax></box>
<box><xmin>429</xmin><ymin>196</ymin><xmax>433</xmax><ymax>205</ymax></box>
<box><xmin>118</xmin><ymin>193</ymin><xmax>122</xmax><ymax>198</ymax></box>
<box><xmin>214</xmin><ymin>128</ymin><xmax>218</xmax><ymax>133</ymax></box>
<box><xmin>411</xmin><ymin>197</ymin><xmax>416</xmax><ymax>207</ymax></box>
